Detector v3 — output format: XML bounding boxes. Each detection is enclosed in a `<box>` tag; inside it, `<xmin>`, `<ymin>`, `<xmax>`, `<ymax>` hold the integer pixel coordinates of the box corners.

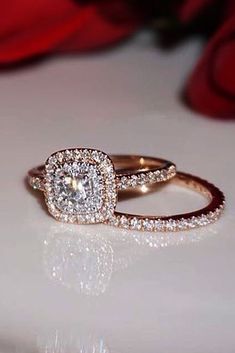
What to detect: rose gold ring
<box><xmin>28</xmin><ymin>148</ymin><xmax>176</xmax><ymax>224</ymax></box>
<box><xmin>29</xmin><ymin>153</ymin><xmax>176</xmax><ymax>192</ymax></box>
<box><xmin>108</xmin><ymin>171</ymin><xmax>225</xmax><ymax>232</ymax></box>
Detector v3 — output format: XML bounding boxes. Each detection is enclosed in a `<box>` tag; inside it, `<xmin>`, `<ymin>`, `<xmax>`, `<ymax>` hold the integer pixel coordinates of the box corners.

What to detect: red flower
<box><xmin>177</xmin><ymin>0</ymin><xmax>214</xmax><ymax>23</ymax></box>
<box><xmin>176</xmin><ymin>0</ymin><xmax>235</xmax><ymax>23</ymax></box>
<box><xmin>171</xmin><ymin>0</ymin><xmax>235</xmax><ymax>118</ymax></box>
<box><xmin>1</xmin><ymin>0</ymin><xmax>235</xmax><ymax>118</ymax></box>
<box><xmin>0</xmin><ymin>0</ymin><xmax>140</xmax><ymax>65</ymax></box>
<box><xmin>185</xmin><ymin>16</ymin><xmax>235</xmax><ymax>118</ymax></box>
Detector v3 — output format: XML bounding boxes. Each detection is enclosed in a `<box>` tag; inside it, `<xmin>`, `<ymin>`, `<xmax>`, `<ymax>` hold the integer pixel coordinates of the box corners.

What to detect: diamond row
<box><xmin>107</xmin><ymin>202</ymin><xmax>225</xmax><ymax>232</ymax></box>
<box><xmin>116</xmin><ymin>165</ymin><xmax>176</xmax><ymax>190</ymax></box>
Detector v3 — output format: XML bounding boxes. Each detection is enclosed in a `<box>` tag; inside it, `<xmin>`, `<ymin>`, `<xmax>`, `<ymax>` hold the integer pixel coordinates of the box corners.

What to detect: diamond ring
<box><xmin>28</xmin><ymin>148</ymin><xmax>176</xmax><ymax>224</ymax></box>
<box><xmin>107</xmin><ymin>171</ymin><xmax>225</xmax><ymax>232</ymax></box>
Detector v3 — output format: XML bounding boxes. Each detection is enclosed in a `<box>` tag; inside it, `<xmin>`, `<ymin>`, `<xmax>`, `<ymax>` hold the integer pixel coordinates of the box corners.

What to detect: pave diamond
<box><xmin>44</xmin><ymin>149</ymin><xmax>117</xmax><ymax>224</ymax></box>
<box><xmin>106</xmin><ymin>202</ymin><xmax>225</xmax><ymax>232</ymax></box>
<box><xmin>116</xmin><ymin>164</ymin><xmax>176</xmax><ymax>190</ymax></box>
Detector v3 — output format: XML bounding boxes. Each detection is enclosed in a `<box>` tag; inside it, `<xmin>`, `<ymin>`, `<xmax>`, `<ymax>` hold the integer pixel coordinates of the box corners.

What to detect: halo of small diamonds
<box><xmin>44</xmin><ymin>149</ymin><xmax>117</xmax><ymax>224</ymax></box>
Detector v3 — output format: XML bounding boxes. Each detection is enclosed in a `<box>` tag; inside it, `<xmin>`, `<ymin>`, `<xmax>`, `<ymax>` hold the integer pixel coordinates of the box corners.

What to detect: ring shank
<box><xmin>111</xmin><ymin>155</ymin><xmax>173</xmax><ymax>174</ymax></box>
<box><xmin>108</xmin><ymin>171</ymin><xmax>225</xmax><ymax>231</ymax></box>
<box><xmin>28</xmin><ymin>155</ymin><xmax>176</xmax><ymax>191</ymax></box>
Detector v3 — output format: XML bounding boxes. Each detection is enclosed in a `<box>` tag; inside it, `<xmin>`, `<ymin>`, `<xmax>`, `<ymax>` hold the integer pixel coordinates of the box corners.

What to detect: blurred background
<box><xmin>1</xmin><ymin>0</ymin><xmax>235</xmax><ymax>118</ymax></box>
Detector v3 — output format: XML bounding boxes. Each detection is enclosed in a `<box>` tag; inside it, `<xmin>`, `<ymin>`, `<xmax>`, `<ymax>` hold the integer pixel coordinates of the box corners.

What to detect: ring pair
<box><xmin>28</xmin><ymin>148</ymin><xmax>225</xmax><ymax>232</ymax></box>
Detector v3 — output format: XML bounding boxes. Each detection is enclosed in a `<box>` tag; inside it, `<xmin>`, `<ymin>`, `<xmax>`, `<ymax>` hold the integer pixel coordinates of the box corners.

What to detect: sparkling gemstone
<box><xmin>44</xmin><ymin>149</ymin><xmax>117</xmax><ymax>224</ymax></box>
<box><xmin>52</xmin><ymin>162</ymin><xmax>103</xmax><ymax>214</ymax></box>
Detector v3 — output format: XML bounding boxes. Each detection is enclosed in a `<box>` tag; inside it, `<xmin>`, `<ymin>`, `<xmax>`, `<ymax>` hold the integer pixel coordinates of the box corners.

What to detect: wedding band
<box><xmin>107</xmin><ymin>171</ymin><xmax>225</xmax><ymax>232</ymax></box>
<box><xmin>29</xmin><ymin>152</ymin><xmax>176</xmax><ymax>192</ymax></box>
<box><xmin>28</xmin><ymin>148</ymin><xmax>176</xmax><ymax>224</ymax></box>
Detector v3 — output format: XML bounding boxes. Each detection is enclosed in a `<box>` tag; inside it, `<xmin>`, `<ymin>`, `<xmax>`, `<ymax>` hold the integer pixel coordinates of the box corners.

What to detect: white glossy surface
<box><xmin>0</xmin><ymin>34</ymin><xmax>234</xmax><ymax>352</ymax></box>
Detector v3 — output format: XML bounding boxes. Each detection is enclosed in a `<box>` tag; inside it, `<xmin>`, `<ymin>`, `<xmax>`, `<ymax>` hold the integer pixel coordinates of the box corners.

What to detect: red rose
<box><xmin>169</xmin><ymin>0</ymin><xmax>235</xmax><ymax>118</ymax></box>
<box><xmin>176</xmin><ymin>0</ymin><xmax>235</xmax><ymax>23</ymax></box>
<box><xmin>176</xmin><ymin>0</ymin><xmax>214</xmax><ymax>23</ymax></box>
<box><xmin>185</xmin><ymin>15</ymin><xmax>235</xmax><ymax>118</ymax></box>
<box><xmin>0</xmin><ymin>0</ymin><xmax>140</xmax><ymax>65</ymax></box>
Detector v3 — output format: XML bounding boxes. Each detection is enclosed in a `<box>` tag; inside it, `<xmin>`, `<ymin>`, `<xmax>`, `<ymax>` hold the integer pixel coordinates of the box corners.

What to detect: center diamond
<box><xmin>44</xmin><ymin>149</ymin><xmax>117</xmax><ymax>224</ymax></box>
<box><xmin>53</xmin><ymin>162</ymin><xmax>103</xmax><ymax>214</ymax></box>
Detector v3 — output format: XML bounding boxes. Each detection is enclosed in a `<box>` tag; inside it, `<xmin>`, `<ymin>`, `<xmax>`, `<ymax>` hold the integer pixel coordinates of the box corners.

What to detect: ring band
<box><xmin>28</xmin><ymin>153</ymin><xmax>176</xmax><ymax>192</ymax></box>
<box><xmin>107</xmin><ymin>171</ymin><xmax>225</xmax><ymax>232</ymax></box>
<box><xmin>27</xmin><ymin>148</ymin><xmax>225</xmax><ymax>231</ymax></box>
<box><xmin>28</xmin><ymin>148</ymin><xmax>176</xmax><ymax>224</ymax></box>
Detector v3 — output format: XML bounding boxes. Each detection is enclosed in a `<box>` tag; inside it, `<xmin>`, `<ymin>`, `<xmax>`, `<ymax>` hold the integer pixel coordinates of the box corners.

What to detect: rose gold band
<box><xmin>107</xmin><ymin>171</ymin><xmax>225</xmax><ymax>232</ymax></box>
<box><xmin>28</xmin><ymin>154</ymin><xmax>176</xmax><ymax>191</ymax></box>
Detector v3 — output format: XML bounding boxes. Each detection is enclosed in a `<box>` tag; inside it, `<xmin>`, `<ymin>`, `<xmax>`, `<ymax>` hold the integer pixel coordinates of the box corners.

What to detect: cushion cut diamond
<box><xmin>44</xmin><ymin>149</ymin><xmax>117</xmax><ymax>224</ymax></box>
<box><xmin>53</xmin><ymin>162</ymin><xmax>103</xmax><ymax>214</ymax></box>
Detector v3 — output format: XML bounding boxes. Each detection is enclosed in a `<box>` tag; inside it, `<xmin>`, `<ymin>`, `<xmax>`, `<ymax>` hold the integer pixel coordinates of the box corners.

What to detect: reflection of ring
<box><xmin>37</xmin><ymin>329</ymin><xmax>109</xmax><ymax>353</ymax></box>
<box><xmin>28</xmin><ymin>148</ymin><xmax>176</xmax><ymax>224</ymax></box>
<box><xmin>108</xmin><ymin>171</ymin><xmax>225</xmax><ymax>232</ymax></box>
<box><xmin>43</xmin><ymin>227</ymin><xmax>113</xmax><ymax>296</ymax></box>
<box><xmin>43</xmin><ymin>222</ymin><xmax>218</xmax><ymax>296</ymax></box>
